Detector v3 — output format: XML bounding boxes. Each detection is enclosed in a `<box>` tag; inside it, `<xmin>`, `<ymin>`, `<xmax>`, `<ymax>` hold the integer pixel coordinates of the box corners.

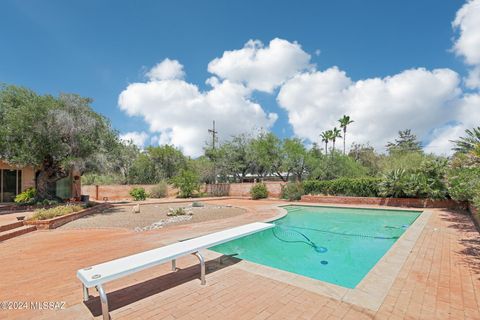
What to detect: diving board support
<box><xmin>82</xmin><ymin>284</ymin><xmax>89</xmax><ymax>302</ymax></box>
<box><xmin>193</xmin><ymin>251</ymin><xmax>206</xmax><ymax>285</ymax></box>
<box><xmin>96</xmin><ymin>285</ymin><xmax>109</xmax><ymax>320</ymax></box>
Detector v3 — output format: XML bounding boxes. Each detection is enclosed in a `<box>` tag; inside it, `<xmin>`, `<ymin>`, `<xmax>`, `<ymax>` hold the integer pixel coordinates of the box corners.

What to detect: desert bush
<box><xmin>250</xmin><ymin>183</ymin><xmax>268</xmax><ymax>200</ymax></box>
<box><xmin>149</xmin><ymin>181</ymin><xmax>168</xmax><ymax>198</ymax></box>
<box><xmin>171</xmin><ymin>169</ymin><xmax>201</xmax><ymax>198</ymax></box>
<box><xmin>281</xmin><ymin>182</ymin><xmax>304</xmax><ymax>201</ymax></box>
<box><xmin>14</xmin><ymin>187</ymin><xmax>37</xmax><ymax>205</ymax></box>
<box><xmin>167</xmin><ymin>207</ymin><xmax>192</xmax><ymax>216</ymax></box>
<box><xmin>29</xmin><ymin>205</ymin><xmax>83</xmax><ymax>221</ymax></box>
<box><xmin>129</xmin><ymin>187</ymin><xmax>147</xmax><ymax>201</ymax></box>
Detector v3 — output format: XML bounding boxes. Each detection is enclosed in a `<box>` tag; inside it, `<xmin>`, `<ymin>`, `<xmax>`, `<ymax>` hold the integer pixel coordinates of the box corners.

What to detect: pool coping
<box><xmin>206</xmin><ymin>202</ymin><xmax>431</xmax><ymax>311</ymax></box>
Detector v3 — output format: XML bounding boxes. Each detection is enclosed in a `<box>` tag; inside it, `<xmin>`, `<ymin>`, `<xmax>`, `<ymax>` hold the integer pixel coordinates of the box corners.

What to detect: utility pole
<box><xmin>208</xmin><ymin>120</ymin><xmax>218</xmax><ymax>183</ymax></box>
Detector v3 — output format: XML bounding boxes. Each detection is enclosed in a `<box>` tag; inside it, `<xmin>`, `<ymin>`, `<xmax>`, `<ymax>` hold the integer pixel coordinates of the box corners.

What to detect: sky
<box><xmin>1</xmin><ymin>0</ymin><xmax>479</xmax><ymax>157</ymax></box>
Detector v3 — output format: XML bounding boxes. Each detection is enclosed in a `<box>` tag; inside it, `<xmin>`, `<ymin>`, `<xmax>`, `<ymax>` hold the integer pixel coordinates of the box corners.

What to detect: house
<box><xmin>0</xmin><ymin>160</ymin><xmax>81</xmax><ymax>202</ymax></box>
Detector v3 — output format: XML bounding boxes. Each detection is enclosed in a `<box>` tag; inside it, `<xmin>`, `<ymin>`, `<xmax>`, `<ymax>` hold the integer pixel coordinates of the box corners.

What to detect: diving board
<box><xmin>77</xmin><ymin>222</ymin><xmax>273</xmax><ymax>320</ymax></box>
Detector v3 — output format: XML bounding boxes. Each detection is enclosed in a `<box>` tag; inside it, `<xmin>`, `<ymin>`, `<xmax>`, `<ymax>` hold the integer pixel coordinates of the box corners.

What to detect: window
<box><xmin>0</xmin><ymin>169</ymin><xmax>22</xmax><ymax>202</ymax></box>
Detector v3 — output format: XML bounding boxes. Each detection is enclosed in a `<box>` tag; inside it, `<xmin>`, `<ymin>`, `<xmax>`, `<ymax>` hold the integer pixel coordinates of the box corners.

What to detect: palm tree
<box><xmin>325</xmin><ymin>130</ymin><xmax>334</xmax><ymax>154</ymax></box>
<box><xmin>320</xmin><ymin>131</ymin><xmax>329</xmax><ymax>155</ymax></box>
<box><xmin>338</xmin><ymin>115</ymin><xmax>354</xmax><ymax>155</ymax></box>
<box><xmin>331</xmin><ymin>127</ymin><xmax>342</xmax><ymax>153</ymax></box>
<box><xmin>451</xmin><ymin>127</ymin><xmax>480</xmax><ymax>154</ymax></box>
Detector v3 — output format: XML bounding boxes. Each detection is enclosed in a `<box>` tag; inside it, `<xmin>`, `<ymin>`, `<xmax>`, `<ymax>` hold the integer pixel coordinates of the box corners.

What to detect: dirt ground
<box><xmin>58</xmin><ymin>202</ymin><xmax>246</xmax><ymax>230</ymax></box>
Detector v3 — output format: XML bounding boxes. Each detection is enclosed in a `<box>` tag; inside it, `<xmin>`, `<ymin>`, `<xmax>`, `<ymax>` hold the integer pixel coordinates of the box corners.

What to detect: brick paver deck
<box><xmin>0</xmin><ymin>199</ymin><xmax>479</xmax><ymax>319</ymax></box>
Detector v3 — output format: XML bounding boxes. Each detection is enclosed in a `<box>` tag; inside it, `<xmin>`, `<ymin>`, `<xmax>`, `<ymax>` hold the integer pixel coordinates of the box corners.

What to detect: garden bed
<box><xmin>301</xmin><ymin>195</ymin><xmax>467</xmax><ymax>209</ymax></box>
<box><xmin>58</xmin><ymin>202</ymin><xmax>245</xmax><ymax>231</ymax></box>
<box><xmin>24</xmin><ymin>203</ymin><xmax>110</xmax><ymax>230</ymax></box>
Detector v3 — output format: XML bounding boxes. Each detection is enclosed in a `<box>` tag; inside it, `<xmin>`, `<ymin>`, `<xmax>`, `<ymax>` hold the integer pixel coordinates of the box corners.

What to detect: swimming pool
<box><xmin>210</xmin><ymin>205</ymin><xmax>421</xmax><ymax>288</ymax></box>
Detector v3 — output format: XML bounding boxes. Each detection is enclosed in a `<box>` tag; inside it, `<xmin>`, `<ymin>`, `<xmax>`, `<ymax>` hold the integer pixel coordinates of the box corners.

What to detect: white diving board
<box><xmin>77</xmin><ymin>222</ymin><xmax>273</xmax><ymax>320</ymax></box>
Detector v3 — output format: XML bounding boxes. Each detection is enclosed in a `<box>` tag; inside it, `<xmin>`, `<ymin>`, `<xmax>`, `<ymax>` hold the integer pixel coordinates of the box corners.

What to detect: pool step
<box><xmin>0</xmin><ymin>224</ymin><xmax>37</xmax><ymax>242</ymax></box>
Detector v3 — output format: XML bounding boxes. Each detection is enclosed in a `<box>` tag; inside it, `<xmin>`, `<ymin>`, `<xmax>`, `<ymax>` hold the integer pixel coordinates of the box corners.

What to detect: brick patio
<box><xmin>0</xmin><ymin>199</ymin><xmax>479</xmax><ymax>319</ymax></box>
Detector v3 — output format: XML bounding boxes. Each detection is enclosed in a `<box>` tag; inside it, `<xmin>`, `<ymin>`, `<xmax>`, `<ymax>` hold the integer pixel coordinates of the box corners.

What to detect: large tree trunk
<box><xmin>36</xmin><ymin>156</ymin><xmax>69</xmax><ymax>200</ymax></box>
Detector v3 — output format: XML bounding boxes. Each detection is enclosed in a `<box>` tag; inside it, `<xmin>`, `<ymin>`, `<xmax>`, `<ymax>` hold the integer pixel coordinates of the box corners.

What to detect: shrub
<box><xmin>250</xmin><ymin>183</ymin><xmax>268</xmax><ymax>200</ymax></box>
<box><xmin>40</xmin><ymin>199</ymin><xmax>60</xmax><ymax>206</ymax></box>
<box><xmin>447</xmin><ymin>167</ymin><xmax>480</xmax><ymax>201</ymax></box>
<box><xmin>171</xmin><ymin>169</ymin><xmax>201</xmax><ymax>198</ymax></box>
<box><xmin>129</xmin><ymin>187</ymin><xmax>147</xmax><ymax>201</ymax></box>
<box><xmin>304</xmin><ymin>177</ymin><xmax>381</xmax><ymax>197</ymax></box>
<box><xmin>192</xmin><ymin>201</ymin><xmax>204</xmax><ymax>207</ymax></box>
<box><xmin>379</xmin><ymin>166</ymin><xmax>448</xmax><ymax>199</ymax></box>
<box><xmin>378</xmin><ymin>169</ymin><xmax>409</xmax><ymax>198</ymax></box>
<box><xmin>149</xmin><ymin>181</ymin><xmax>168</xmax><ymax>198</ymax></box>
<box><xmin>14</xmin><ymin>187</ymin><xmax>36</xmax><ymax>205</ymax></box>
<box><xmin>29</xmin><ymin>205</ymin><xmax>83</xmax><ymax>221</ymax></box>
<box><xmin>167</xmin><ymin>207</ymin><xmax>192</xmax><ymax>216</ymax></box>
<box><xmin>281</xmin><ymin>182</ymin><xmax>304</xmax><ymax>201</ymax></box>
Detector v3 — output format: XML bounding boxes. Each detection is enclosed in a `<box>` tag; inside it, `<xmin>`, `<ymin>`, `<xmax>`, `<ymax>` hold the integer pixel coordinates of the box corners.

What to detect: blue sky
<box><xmin>1</xmin><ymin>0</ymin><xmax>479</xmax><ymax>156</ymax></box>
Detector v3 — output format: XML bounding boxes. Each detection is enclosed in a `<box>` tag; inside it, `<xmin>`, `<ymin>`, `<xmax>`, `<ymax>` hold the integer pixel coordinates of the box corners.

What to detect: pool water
<box><xmin>210</xmin><ymin>205</ymin><xmax>421</xmax><ymax>288</ymax></box>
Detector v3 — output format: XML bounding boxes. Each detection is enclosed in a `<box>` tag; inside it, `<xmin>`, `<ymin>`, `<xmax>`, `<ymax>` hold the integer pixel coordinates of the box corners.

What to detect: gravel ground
<box><xmin>58</xmin><ymin>202</ymin><xmax>246</xmax><ymax>230</ymax></box>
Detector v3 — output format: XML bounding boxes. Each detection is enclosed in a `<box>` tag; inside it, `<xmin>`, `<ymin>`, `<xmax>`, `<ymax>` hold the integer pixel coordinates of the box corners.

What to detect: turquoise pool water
<box><xmin>210</xmin><ymin>205</ymin><xmax>421</xmax><ymax>288</ymax></box>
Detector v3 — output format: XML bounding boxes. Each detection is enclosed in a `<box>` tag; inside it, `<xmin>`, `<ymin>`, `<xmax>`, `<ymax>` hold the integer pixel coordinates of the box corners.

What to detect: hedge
<box><xmin>303</xmin><ymin>177</ymin><xmax>381</xmax><ymax>197</ymax></box>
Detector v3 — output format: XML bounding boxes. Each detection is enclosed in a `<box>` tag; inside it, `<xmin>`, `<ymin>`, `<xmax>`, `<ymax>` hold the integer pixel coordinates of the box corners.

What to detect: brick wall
<box><xmin>301</xmin><ymin>195</ymin><xmax>466</xmax><ymax>209</ymax></box>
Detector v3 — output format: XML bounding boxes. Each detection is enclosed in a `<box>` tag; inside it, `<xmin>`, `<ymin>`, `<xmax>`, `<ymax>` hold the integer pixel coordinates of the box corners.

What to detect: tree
<box><xmin>451</xmin><ymin>127</ymin><xmax>480</xmax><ymax>154</ymax></box>
<box><xmin>320</xmin><ymin>131</ymin><xmax>329</xmax><ymax>155</ymax></box>
<box><xmin>247</xmin><ymin>132</ymin><xmax>282</xmax><ymax>178</ymax></box>
<box><xmin>282</xmin><ymin>138</ymin><xmax>307</xmax><ymax>181</ymax></box>
<box><xmin>331</xmin><ymin>127</ymin><xmax>342</xmax><ymax>153</ymax></box>
<box><xmin>349</xmin><ymin>143</ymin><xmax>381</xmax><ymax>176</ymax></box>
<box><xmin>0</xmin><ymin>85</ymin><xmax>118</xmax><ymax>200</ymax></box>
<box><xmin>386</xmin><ymin>129</ymin><xmax>422</xmax><ymax>154</ymax></box>
<box><xmin>308</xmin><ymin>153</ymin><xmax>368</xmax><ymax>180</ymax></box>
<box><xmin>146</xmin><ymin>145</ymin><xmax>187</xmax><ymax>179</ymax></box>
<box><xmin>189</xmin><ymin>156</ymin><xmax>214</xmax><ymax>183</ymax></box>
<box><xmin>128</xmin><ymin>153</ymin><xmax>157</xmax><ymax>184</ymax></box>
<box><xmin>108</xmin><ymin>141</ymin><xmax>140</xmax><ymax>184</ymax></box>
<box><xmin>214</xmin><ymin>134</ymin><xmax>253</xmax><ymax>182</ymax></box>
<box><xmin>339</xmin><ymin>115</ymin><xmax>354</xmax><ymax>155</ymax></box>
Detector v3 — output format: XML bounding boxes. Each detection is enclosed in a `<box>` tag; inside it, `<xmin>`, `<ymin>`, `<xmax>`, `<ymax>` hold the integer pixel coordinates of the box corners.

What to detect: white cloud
<box><xmin>465</xmin><ymin>66</ymin><xmax>480</xmax><ymax>89</ymax></box>
<box><xmin>452</xmin><ymin>0</ymin><xmax>480</xmax><ymax>88</ymax></box>
<box><xmin>424</xmin><ymin>93</ymin><xmax>480</xmax><ymax>154</ymax></box>
<box><xmin>146</xmin><ymin>58</ymin><xmax>185</xmax><ymax>81</ymax></box>
<box><xmin>278</xmin><ymin>67</ymin><xmax>462</xmax><ymax>153</ymax></box>
<box><xmin>119</xmin><ymin>131</ymin><xmax>148</xmax><ymax>147</ymax></box>
<box><xmin>119</xmin><ymin>61</ymin><xmax>277</xmax><ymax>157</ymax></box>
<box><xmin>208</xmin><ymin>38</ymin><xmax>311</xmax><ymax>93</ymax></box>
<box><xmin>120</xmin><ymin>31</ymin><xmax>478</xmax><ymax>158</ymax></box>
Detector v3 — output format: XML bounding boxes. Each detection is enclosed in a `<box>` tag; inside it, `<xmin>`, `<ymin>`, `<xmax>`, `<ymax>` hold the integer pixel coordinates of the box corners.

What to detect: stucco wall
<box><xmin>228</xmin><ymin>182</ymin><xmax>285</xmax><ymax>198</ymax></box>
<box><xmin>0</xmin><ymin>161</ymin><xmax>36</xmax><ymax>192</ymax></box>
<box><xmin>81</xmin><ymin>181</ymin><xmax>286</xmax><ymax>200</ymax></box>
<box><xmin>81</xmin><ymin>184</ymin><xmax>180</xmax><ymax>200</ymax></box>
